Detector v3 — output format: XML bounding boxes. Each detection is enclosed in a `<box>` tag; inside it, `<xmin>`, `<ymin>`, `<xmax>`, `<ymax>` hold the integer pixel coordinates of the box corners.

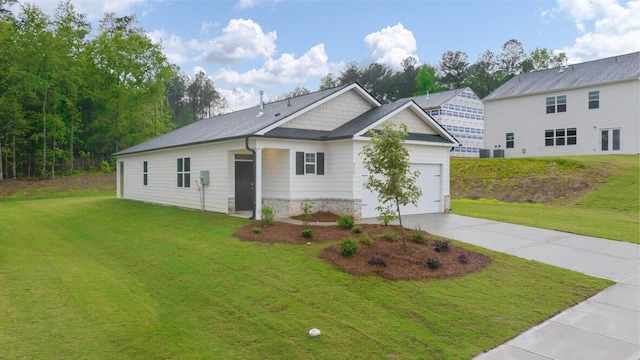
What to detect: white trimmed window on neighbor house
<box><xmin>546</xmin><ymin>95</ymin><xmax>567</xmax><ymax>114</ymax></box>
<box><xmin>545</xmin><ymin>128</ymin><xmax>577</xmax><ymax>146</ymax></box>
<box><xmin>589</xmin><ymin>91</ymin><xmax>600</xmax><ymax>109</ymax></box>
<box><xmin>506</xmin><ymin>132</ymin><xmax>514</xmax><ymax>148</ymax></box>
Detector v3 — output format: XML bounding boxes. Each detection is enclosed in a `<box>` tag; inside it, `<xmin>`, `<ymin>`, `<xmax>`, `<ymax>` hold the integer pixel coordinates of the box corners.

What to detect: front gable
<box><xmin>257</xmin><ymin>83</ymin><xmax>379</xmax><ymax>135</ymax></box>
<box><xmin>373</xmin><ymin>105</ymin><xmax>436</xmax><ymax>135</ymax></box>
<box><xmin>356</xmin><ymin>101</ymin><xmax>458</xmax><ymax>146</ymax></box>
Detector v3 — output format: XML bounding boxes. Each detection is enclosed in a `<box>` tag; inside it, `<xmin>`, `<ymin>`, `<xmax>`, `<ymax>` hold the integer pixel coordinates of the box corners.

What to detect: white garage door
<box><xmin>361</xmin><ymin>164</ymin><xmax>442</xmax><ymax>219</ymax></box>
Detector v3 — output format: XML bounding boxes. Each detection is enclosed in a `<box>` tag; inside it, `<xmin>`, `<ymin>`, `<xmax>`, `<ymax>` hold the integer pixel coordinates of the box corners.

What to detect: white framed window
<box><xmin>545</xmin><ymin>128</ymin><xmax>577</xmax><ymax>146</ymax></box>
<box><xmin>589</xmin><ymin>91</ymin><xmax>599</xmax><ymax>109</ymax></box>
<box><xmin>177</xmin><ymin>157</ymin><xmax>190</xmax><ymax>188</ymax></box>
<box><xmin>305</xmin><ymin>153</ymin><xmax>316</xmax><ymax>174</ymax></box>
<box><xmin>506</xmin><ymin>133</ymin><xmax>514</xmax><ymax>148</ymax></box>
<box><xmin>295</xmin><ymin>152</ymin><xmax>324</xmax><ymax>175</ymax></box>
<box><xmin>546</xmin><ymin>95</ymin><xmax>567</xmax><ymax>113</ymax></box>
<box><xmin>143</xmin><ymin>161</ymin><xmax>148</xmax><ymax>186</ymax></box>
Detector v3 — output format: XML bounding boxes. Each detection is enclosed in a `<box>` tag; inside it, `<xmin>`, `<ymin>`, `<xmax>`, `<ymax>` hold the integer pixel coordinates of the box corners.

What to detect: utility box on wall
<box><xmin>200</xmin><ymin>170</ymin><xmax>210</xmax><ymax>185</ymax></box>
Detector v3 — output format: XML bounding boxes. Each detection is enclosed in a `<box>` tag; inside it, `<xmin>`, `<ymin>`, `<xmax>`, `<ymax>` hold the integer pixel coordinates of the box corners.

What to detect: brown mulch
<box><xmin>233</xmin><ymin>221</ymin><xmax>491</xmax><ymax>280</ymax></box>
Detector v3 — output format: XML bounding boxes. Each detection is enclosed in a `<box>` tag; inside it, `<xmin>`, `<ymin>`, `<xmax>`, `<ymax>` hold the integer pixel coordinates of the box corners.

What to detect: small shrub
<box><xmin>382</xmin><ymin>231</ymin><xmax>398</xmax><ymax>242</ymax></box>
<box><xmin>425</xmin><ymin>258</ymin><xmax>441</xmax><ymax>270</ymax></box>
<box><xmin>367</xmin><ymin>256</ymin><xmax>387</xmax><ymax>267</ymax></box>
<box><xmin>301</xmin><ymin>228</ymin><xmax>314</xmax><ymax>238</ymax></box>
<box><xmin>301</xmin><ymin>203</ymin><xmax>312</xmax><ymax>226</ymax></box>
<box><xmin>351</xmin><ymin>225</ymin><xmax>362</xmax><ymax>234</ymax></box>
<box><xmin>260</xmin><ymin>205</ymin><xmax>274</xmax><ymax>227</ymax></box>
<box><xmin>340</xmin><ymin>237</ymin><xmax>359</xmax><ymax>257</ymax></box>
<box><xmin>412</xmin><ymin>225</ymin><xmax>425</xmax><ymax>243</ymax></box>
<box><xmin>337</xmin><ymin>215</ymin><xmax>355</xmax><ymax>229</ymax></box>
<box><xmin>458</xmin><ymin>254</ymin><xmax>469</xmax><ymax>264</ymax></box>
<box><xmin>434</xmin><ymin>240</ymin><xmax>450</xmax><ymax>253</ymax></box>
<box><xmin>251</xmin><ymin>227</ymin><xmax>262</xmax><ymax>234</ymax></box>
<box><xmin>376</xmin><ymin>206</ymin><xmax>397</xmax><ymax>226</ymax></box>
<box><xmin>359</xmin><ymin>233</ymin><xmax>374</xmax><ymax>246</ymax></box>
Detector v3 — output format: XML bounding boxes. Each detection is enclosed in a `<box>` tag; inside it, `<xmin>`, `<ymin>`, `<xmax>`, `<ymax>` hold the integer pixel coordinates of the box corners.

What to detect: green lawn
<box><xmin>452</xmin><ymin>155</ymin><xmax>639</xmax><ymax>244</ymax></box>
<box><xmin>0</xmin><ymin>195</ymin><xmax>610</xmax><ymax>359</ymax></box>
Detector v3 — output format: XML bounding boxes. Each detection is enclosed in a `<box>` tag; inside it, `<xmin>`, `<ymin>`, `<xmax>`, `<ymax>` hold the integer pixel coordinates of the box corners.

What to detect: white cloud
<box><xmin>553</xmin><ymin>0</ymin><xmax>640</xmax><ymax>61</ymax></box>
<box><xmin>237</xmin><ymin>0</ymin><xmax>259</xmax><ymax>9</ymax></box>
<box><xmin>198</xmin><ymin>18</ymin><xmax>277</xmax><ymax>63</ymax></box>
<box><xmin>364</xmin><ymin>23</ymin><xmax>419</xmax><ymax>70</ymax></box>
<box><xmin>212</xmin><ymin>44</ymin><xmax>333</xmax><ymax>85</ymax></box>
<box><xmin>218</xmin><ymin>87</ymin><xmax>261</xmax><ymax>111</ymax></box>
<box><xmin>147</xmin><ymin>29</ymin><xmax>190</xmax><ymax>64</ymax></box>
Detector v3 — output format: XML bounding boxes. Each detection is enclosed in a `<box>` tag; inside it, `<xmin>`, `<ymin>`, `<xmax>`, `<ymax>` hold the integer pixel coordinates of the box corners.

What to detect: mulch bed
<box><xmin>233</xmin><ymin>218</ymin><xmax>491</xmax><ymax>281</ymax></box>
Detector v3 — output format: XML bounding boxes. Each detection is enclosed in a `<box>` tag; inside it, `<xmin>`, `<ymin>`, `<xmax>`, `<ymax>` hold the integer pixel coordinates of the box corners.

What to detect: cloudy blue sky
<box><xmin>26</xmin><ymin>0</ymin><xmax>640</xmax><ymax>110</ymax></box>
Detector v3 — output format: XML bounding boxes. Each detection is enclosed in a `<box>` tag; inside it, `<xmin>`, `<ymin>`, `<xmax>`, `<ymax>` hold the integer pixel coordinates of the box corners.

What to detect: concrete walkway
<box><xmin>360</xmin><ymin>213</ymin><xmax>640</xmax><ymax>360</ymax></box>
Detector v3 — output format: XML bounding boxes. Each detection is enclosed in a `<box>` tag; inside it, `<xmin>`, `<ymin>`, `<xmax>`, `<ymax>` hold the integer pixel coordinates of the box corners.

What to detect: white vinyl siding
<box><xmin>261</xmin><ymin>149</ymin><xmax>290</xmax><ymax>199</ymax></box>
<box><xmin>117</xmin><ymin>139</ymin><xmax>243</xmax><ymax>213</ymax></box>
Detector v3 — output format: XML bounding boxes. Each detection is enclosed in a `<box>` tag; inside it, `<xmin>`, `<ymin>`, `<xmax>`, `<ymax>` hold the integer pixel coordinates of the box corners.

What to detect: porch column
<box><xmin>255</xmin><ymin>147</ymin><xmax>263</xmax><ymax>220</ymax></box>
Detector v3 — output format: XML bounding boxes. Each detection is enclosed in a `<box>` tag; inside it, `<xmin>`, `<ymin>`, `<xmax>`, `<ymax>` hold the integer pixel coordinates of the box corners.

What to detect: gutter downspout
<box><xmin>245</xmin><ymin>136</ymin><xmax>256</xmax><ymax>220</ymax></box>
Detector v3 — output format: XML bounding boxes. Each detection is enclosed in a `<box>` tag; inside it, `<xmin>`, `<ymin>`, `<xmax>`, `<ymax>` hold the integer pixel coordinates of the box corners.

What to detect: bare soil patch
<box><xmin>233</xmin><ymin>221</ymin><xmax>491</xmax><ymax>280</ymax></box>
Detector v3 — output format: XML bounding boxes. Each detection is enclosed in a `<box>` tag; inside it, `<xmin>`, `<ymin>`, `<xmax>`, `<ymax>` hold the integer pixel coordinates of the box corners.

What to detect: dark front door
<box><xmin>235</xmin><ymin>161</ymin><xmax>253</xmax><ymax>211</ymax></box>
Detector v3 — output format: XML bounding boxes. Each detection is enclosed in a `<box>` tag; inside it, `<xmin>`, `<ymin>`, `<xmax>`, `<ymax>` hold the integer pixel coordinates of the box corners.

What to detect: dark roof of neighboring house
<box><xmin>114</xmin><ymin>84</ymin><xmax>353</xmax><ymax>155</ymax></box>
<box><xmin>484</xmin><ymin>52</ymin><xmax>640</xmax><ymax>101</ymax></box>
<box><xmin>400</xmin><ymin>88</ymin><xmax>467</xmax><ymax>109</ymax></box>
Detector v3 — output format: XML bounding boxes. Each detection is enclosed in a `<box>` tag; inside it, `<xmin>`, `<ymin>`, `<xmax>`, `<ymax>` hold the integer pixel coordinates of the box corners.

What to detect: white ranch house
<box><xmin>483</xmin><ymin>52</ymin><xmax>639</xmax><ymax>157</ymax></box>
<box><xmin>114</xmin><ymin>83</ymin><xmax>460</xmax><ymax>219</ymax></box>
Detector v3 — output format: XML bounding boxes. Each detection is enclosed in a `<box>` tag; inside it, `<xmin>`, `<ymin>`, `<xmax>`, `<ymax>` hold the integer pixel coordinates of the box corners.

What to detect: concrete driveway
<box><xmin>361</xmin><ymin>213</ymin><xmax>640</xmax><ymax>360</ymax></box>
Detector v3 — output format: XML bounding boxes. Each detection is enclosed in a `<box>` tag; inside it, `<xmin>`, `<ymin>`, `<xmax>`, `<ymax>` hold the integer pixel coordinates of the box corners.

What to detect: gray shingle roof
<box><xmin>484</xmin><ymin>52</ymin><xmax>640</xmax><ymax>100</ymax></box>
<box><xmin>114</xmin><ymin>84</ymin><xmax>351</xmax><ymax>155</ymax></box>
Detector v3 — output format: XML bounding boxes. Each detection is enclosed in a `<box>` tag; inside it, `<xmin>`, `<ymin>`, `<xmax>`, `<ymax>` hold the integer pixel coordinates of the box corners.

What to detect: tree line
<box><xmin>0</xmin><ymin>0</ymin><xmax>566</xmax><ymax>180</ymax></box>
<box><xmin>319</xmin><ymin>39</ymin><xmax>566</xmax><ymax>102</ymax></box>
<box><xmin>0</xmin><ymin>0</ymin><xmax>225</xmax><ymax>179</ymax></box>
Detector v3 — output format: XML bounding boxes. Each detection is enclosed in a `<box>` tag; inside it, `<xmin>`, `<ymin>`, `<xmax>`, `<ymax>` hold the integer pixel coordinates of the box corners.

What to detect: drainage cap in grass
<box><xmin>308</xmin><ymin>328</ymin><xmax>321</xmax><ymax>336</ymax></box>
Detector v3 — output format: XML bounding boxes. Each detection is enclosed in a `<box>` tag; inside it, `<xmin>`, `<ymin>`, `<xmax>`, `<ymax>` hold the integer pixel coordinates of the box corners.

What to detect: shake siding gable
<box><xmin>374</xmin><ymin>108</ymin><xmax>437</xmax><ymax>135</ymax></box>
<box><xmin>280</xmin><ymin>89</ymin><xmax>375</xmax><ymax>131</ymax></box>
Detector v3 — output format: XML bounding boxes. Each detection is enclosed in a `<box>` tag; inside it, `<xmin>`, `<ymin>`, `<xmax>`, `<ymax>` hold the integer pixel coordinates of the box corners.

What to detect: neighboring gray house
<box><xmin>403</xmin><ymin>87</ymin><xmax>484</xmax><ymax>157</ymax></box>
<box><xmin>114</xmin><ymin>83</ymin><xmax>460</xmax><ymax>219</ymax></box>
<box><xmin>483</xmin><ymin>52</ymin><xmax>640</xmax><ymax>157</ymax></box>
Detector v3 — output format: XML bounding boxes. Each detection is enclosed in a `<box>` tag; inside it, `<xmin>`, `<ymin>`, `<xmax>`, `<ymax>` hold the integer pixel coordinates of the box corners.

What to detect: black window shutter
<box><xmin>296</xmin><ymin>152</ymin><xmax>304</xmax><ymax>175</ymax></box>
<box><xmin>317</xmin><ymin>152</ymin><xmax>324</xmax><ymax>175</ymax></box>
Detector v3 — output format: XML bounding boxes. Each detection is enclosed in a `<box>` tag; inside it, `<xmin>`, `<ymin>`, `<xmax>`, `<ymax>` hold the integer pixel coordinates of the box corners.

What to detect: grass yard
<box><xmin>0</xmin><ymin>195</ymin><xmax>611</xmax><ymax>359</ymax></box>
<box><xmin>452</xmin><ymin>155</ymin><xmax>639</xmax><ymax>244</ymax></box>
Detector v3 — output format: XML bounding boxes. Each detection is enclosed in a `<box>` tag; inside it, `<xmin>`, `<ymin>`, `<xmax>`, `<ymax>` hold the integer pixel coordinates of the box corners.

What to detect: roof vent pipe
<box><xmin>259</xmin><ymin>90</ymin><xmax>264</xmax><ymax>110</ymax></box>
